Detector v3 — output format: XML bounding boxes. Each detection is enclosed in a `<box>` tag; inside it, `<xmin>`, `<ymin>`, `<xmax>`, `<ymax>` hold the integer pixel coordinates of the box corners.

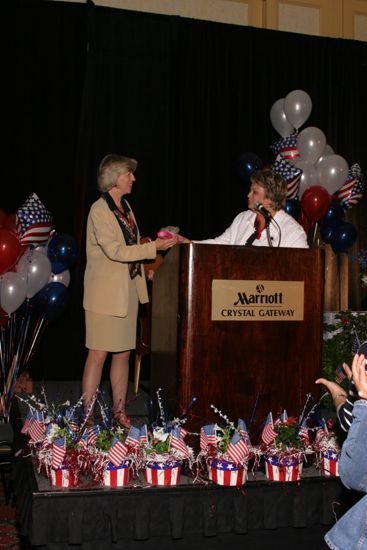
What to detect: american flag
<box><xmin>66</xmin><ymin>415</ymin><xmax>79</xmax><ymax>433</ymax></box>
<box><xmin>272</xmin><ymin>156</ymin><xmax>302</xmax><ymax>199</ymax></box>
<box><xmin>334</xmin><ymin>364</ymin><xmax>346</xmax><ymax>384</ymax></box>
<box><xmin>298</xmin><ymin>420</ymin><xmax>310</xmax><ymax>447</ymax></box>
<box><xmin>108</xmin><ymin>436</ymin><xmax>128</xmax><ymax>467</ymax></box>
<box><xmin>87</xmin><ymin>425</ymin><xmax>100</xmax><ymax>446</ymax></box>
<box><xmin>28</xmin><ymin>411</ymin><xmax>46</xmax><ymax>443</ymax></box>
<box><xmin>41</xmin><ymin>424</ymin><xmax>52</xmax><ymax>449</ymax></box>
<box><xmin>227</xmin><ymin>432</ymin><xmax>249</xmax><ymax>463</ymax></box>
<box><xmin>170</xmin><ymin>427</ymin><xmax>190</xmax><ymax>458</ymax></box>
<box><xmin>79</xmin><ymin>431</ymin><xmax>89</xmax><ymax>451</ymax></box>
<box><xmin>337</xmin><ymin>163</ymin><xmax>364</xmax><ymax>208</ymax></box>
<box><xmin>261</xmin><ymin>413</ymin><xmax>277</xmax><ymax>446</ymax></box>
<box><xmin>314</xmin><ymin>419</ymin><xmax>329</xmax><ymax>446</ymax></box>
<box><xmin>200</xmin><ymin>424</ymin><xmax>217</xmax><ymax>451</ymax></box>
<box><xmin>237</xmin><ymin>418</ymin><xmax>251</xmax><ymax>445</ymax></box>
<box><xmin>21</xmin><ymin>411</ymin><xmax>33</xmax><ymax>434</ymax></box>
<box><xmin>352</xmin><ymin>329</ymin><xmax>361</xmax><ymax>355</ymax></box>
<box><xmin>52</xmin><ymin>437</ymin><xmax>66</xmax><ymax>469</ymax></box>
<box><xmin>276</xmin><ymin>409</ymin><xmax>288</xmax><ymax>423</ymax></box>
<box><xmin>125</xmin><ymin>426</ymin><xmax>141</xmax><ymax>449</ymax></box>
<box><xmin>16</xmin><ymin>192</ymin><xmax>53</xmax><ymax>245</ymax></box>
<box><xmin>139</xmin><ymin>425</ymin><xmax>148</xmax><ymax>445</ymax></box>
<box><xmin>270</xmin><ymin>132</ymin><xmax>300</xmax><ymax>163</ymax></box>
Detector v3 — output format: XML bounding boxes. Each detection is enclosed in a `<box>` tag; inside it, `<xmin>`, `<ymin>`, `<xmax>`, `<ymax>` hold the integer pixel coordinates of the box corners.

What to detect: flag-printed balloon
<box><xmin>337</xmin><ymin>163</ymin><xmax>364</xmax><ymax>209</ymax></box>
<box><xmin>16</xmin><ymin>193</ymin><xmax>53</xmax><ymax>246</ymax></box>
<box><xmin>272</xmin><ymin>156</ymin><xmax>302</xmax><ymax>199</ymax></box>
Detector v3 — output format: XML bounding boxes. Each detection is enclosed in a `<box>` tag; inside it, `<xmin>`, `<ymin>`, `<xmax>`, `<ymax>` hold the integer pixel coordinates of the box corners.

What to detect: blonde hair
<box><xmin>97</xmin><ymin>154</ymin><xmax>138</xmax><ymax>192</ymax></box>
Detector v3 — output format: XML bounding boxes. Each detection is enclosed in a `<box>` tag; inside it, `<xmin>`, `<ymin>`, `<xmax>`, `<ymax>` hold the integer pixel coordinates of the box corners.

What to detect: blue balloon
<box><xmin>35</xmin><ymin>282</ymin><xmax>70</xmax><ymax>321</ymax></box>
<box><xmin>323</xmin><ymin>200</ymin><xmax>345</xmax><ymax>226</ymax></box>
<box><xmin>284</xmin><ymin>198</ymin><xmax>301</xmax><ymax>220</ymax></box>
<box><xmin>320</xmin><ymin>219</ymin><xmax>343</xmax><ymax>244</ymax></box>
<box><xmin>47</xmin><ymin>234</ymin><xmax>78</xmax><ymax>274</ymax></box>
<box><xmin>330</xmin><ymin>223</ymin><xmax>358</xmax><ymax>254</ymax></box>
<box><xmin>237</xmin><ymin>152</ymin><xmax>263</xmax><ymax>183</ymax></box>
<box><xmin>320</xmin><ymin>219</ymin><xmax>344</xmax><ymax>244</ymax></box>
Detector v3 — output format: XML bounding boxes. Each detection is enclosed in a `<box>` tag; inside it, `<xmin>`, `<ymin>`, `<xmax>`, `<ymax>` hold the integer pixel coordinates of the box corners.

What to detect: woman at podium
<box><xmin>182</xmin><ymin>169</ymin><xmax>308</xmax><ymax>248</ymax></box>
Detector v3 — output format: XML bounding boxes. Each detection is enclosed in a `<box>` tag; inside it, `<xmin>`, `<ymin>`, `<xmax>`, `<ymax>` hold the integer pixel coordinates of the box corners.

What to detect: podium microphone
<box><xmin>255</xmin><ymin>201</ymin><xmax>273</xmax><ymax>220</ymax></box>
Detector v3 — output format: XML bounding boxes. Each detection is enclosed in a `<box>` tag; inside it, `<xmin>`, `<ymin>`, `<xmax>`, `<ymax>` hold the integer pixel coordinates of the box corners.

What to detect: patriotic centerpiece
<box><xmin>313</xmin><ymin>419</ymin><xmax>340</xmax><ymax>477</ymax></box>
<box><xmin>141</xmin><ymin>389</ymin><xmax>194</xmax><ymax>486</ymax></box>
<box><xmin>261</xmin><ymin>411</ymin><xmax>309</xmax><ymax>482</ymax></box>
<box><xmin>198</xmin><ymin>405</ymin><xmax>253</xmax><ymax>486</ymax></box>
<box><xmin>18</xmin><ymin>390</ymin><xmax>93</xmax><ymax>487</ymax></box>
<box><xmin>89</xmin><ymin>426</ymin><xmax>135</xmax><ymax>487</ymax></box>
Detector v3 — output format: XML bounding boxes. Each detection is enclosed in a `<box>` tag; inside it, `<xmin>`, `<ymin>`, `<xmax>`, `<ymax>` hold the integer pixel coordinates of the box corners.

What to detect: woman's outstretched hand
<box><xmin>155</xmin><ymin>236</ymin><xmax>178</xmax><ymax>251</ymax></box>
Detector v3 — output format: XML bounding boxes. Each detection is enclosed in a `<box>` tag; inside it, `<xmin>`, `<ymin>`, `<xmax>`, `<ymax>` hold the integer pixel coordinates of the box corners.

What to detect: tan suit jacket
<box><xmin>83</xmin><ymin>197</ymin><xmax>157</xmax><ymax>317</ymax></box>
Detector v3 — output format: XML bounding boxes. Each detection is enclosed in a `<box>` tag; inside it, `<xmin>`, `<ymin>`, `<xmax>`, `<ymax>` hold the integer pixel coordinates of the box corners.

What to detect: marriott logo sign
<box><xmin>211</xmin><ymin>280</ymin><xmax>304</xmax><ymax>321</ymax></box>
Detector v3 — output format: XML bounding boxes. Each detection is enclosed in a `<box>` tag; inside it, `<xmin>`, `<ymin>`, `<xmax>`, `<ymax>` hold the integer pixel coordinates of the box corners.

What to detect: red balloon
<box><xmin>299</xmin><ymin>210</ymin><xmax>313</xmax><ymax>233</ymax></box>
<box><xmin>301</xmin><ymin>185</ymin><xmax>330</xmax><ymax>223</ymax></box>
<box><xmin>0</xmin><ymin>228</ymin><xmax>22</xmax><ymax>274</ymax></box>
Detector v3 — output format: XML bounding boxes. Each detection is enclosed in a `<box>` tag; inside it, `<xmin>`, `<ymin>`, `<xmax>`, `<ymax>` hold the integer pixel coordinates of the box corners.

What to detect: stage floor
<box><xmin>15</xmin><ymin>457</ymin><xmax>348</xmax><ymax>550</ymax></box>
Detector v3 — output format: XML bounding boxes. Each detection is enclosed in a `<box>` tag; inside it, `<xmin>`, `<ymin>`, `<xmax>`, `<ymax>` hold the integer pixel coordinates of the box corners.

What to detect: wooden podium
<box><xmin>150</xmin><ymin>244</ymin><xmax>324</xmax><ymax>436</ymax></box>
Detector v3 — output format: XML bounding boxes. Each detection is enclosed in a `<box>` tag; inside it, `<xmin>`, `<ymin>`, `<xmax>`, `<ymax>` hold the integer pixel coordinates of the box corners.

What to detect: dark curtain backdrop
<box><xmin>3</xmin><ymin>0</ymin><xmax>367</xmax><ymax>380</ymax></box>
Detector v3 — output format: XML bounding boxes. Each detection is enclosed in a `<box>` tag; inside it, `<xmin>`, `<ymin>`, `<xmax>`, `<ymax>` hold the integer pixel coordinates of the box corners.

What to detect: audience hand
<box><xmin>315</xmin><ymin>377</ymin><xmax>347</xmax><ymax>408</ymax></box>
<box><xmin>352</xmin><ymin>353</ymin><xmax>367</xmax><ymax>399</ymax></box>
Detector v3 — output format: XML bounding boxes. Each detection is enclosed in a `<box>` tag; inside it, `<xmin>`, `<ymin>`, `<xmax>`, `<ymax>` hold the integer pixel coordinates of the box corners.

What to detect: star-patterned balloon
<box><xmin>16</xmin><ymin>193</ymin><xmax>53</xmax><ymax>245</ymax></box>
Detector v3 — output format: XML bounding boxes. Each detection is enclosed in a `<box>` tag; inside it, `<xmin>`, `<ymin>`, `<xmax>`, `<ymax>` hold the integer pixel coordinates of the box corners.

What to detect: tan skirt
<box><xmin>85</xmin><ymin>276</ymin><xmax>139</xmax><ymax>352</ymax></box>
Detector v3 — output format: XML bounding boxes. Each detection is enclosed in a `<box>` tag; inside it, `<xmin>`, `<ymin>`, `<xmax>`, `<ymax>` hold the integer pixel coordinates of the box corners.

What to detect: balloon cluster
<box><xmin>0</xmin><ymin>194</ymin><xmax>77</xmax><ymax>419</ymax></box>
<box><xmin>270</xmin><ymin>89</ymin><xmax>364</xmax><ymax>252</ymax></box>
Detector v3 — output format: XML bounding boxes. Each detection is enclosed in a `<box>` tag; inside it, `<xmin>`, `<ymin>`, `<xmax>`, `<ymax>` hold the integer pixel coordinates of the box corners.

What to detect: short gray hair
<box><xmin>250</xmin><ymin>169</ymin><xmax>287</xmax><ymax>211</ymax></box>
<box><xmin>97</xmin><ymin>154</ymin><xmax>138</xmax><ymax>192</ymax></box>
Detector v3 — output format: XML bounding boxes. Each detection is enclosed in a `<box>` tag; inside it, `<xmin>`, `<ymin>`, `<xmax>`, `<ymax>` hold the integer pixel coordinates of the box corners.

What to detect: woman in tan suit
<box><xmin>82</xmin><ymin>154</ymin><xmax>177</xmax><ymax>428</ymax></box>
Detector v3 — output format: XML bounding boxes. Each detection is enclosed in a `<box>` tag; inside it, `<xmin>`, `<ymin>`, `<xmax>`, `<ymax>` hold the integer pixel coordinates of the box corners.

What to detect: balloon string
<box><xmin>4</xmin><ymin>355</ymin><xmax>18</xmax><ymax>419</ymax></box>
<box><xmin>17</xmin><ymin>310</ymin><xmax>32</xmax><ymax>372</ymax></box>
<box><xmin>23</xmin><ymin>317</ymin><xmax>48</xmax><ymax>369</ymax></box>
<box><xmin>0</xmin><ymin>326</ymin><xmax>6</xmax><ymax>386</ymax></box>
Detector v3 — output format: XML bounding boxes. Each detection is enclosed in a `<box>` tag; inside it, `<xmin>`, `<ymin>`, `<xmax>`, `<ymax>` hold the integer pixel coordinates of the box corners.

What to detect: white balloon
<box><xmin>316</xmin><ymin>144</ymin><xmax>334</xmax><ymax>165</ymax></box>
<box><xmin>284</xmin><ymin>90</ymin><xmax>312</xmax><ymax>130</ymax></box>
<box><xmin>0</xmin><ymin>272</ymin><xmax>27</xmax><ymax>314</ymax></box>
<box><xmin>316</xmin><ymin>154</ymin><xmax>349</xmax><ymax>195</ymax></box>
<box><xmin>270</xmin><ymin>98</ymin><xmax>294</xmax><ymax>138</ymax></box>
<box><xmin>34</xmin><ymin>245</ymin><xmax>48</xmax><ymax>255</ymax></box>
<box><xmin>294</xmin><ymin>160</ymin><xmax>319</xmax><ymax>197</ymax></box>
<box><xmin>16</xmin><ymin>249</ymin><xmax>52</xmax><ymax>298</ymax></box>
<box><xmin>49</xmin><ymin>270</ymin><xmax>71</xmax><ymax>287</ymax></box>
<box><xmin>297</xmin><ymin>127</ymin><xmax>326</xmax><ymax>164</ymax></box>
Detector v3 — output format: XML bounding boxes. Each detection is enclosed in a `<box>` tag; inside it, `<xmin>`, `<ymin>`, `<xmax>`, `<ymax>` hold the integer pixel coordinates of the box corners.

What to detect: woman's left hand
<box><xmin>351</xmin><ymin>353</ymin><xmax>367</xmax><ymax>399</ymax></box>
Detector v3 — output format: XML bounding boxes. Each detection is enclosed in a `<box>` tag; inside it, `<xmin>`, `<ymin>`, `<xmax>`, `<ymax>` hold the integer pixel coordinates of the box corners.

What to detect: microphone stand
<box><xmin>265</xmin><ymin>218</ymin><xmax>273</xmax><ymax>247</ymax></box>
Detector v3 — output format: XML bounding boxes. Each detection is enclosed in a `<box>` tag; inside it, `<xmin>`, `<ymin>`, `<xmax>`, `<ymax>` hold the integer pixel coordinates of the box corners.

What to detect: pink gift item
<box><xmin>157</xmin><ymin>230</ymin><xmax>175</xmax><ymax>239</ymax></box>
<box><xmin>50</xmin><ymin>466</ymin><xmax>76</xmax><ymax>488</ymax></box>
<box><xmin>103</xmin><ymin>461</ymin><xmax>130</xmax><ymax>487</ymax></box>
<box><xmin>264</xmin><ymin>455</ymin><xmax>303</xmax><ymax>482</ymax></box>
<box><xmin>208</xmin><ymin>459</ymin><xmax>247</xmax><ymax>486</ymax></box>
<box><xmin>320</xmin><ymin>450</ymin><xmax>339</xmax><ymax>477</ymax></box>
<box><xmin>144</xmin><ymin>461</ymin><xmax>181</xmax><ymax>486</ymax></box>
